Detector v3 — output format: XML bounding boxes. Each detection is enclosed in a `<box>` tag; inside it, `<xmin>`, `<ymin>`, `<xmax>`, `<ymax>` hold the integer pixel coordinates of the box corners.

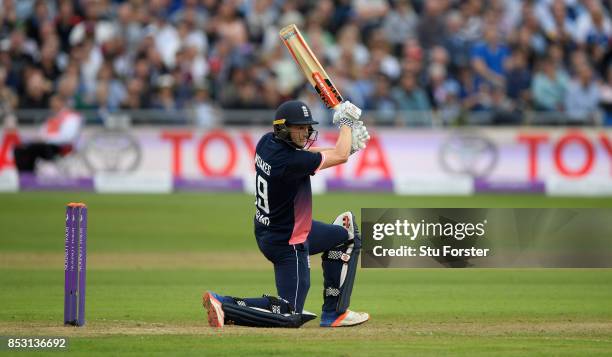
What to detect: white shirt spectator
<box><xmin>40</xmin><ymin>108</ymin><xmax>83</xmax><ymax>145</ymax></box>
<box><xmin>574</xmin><ymin>8</ymin><xmax>612</xmax><ymax>44</ymax></box>
<box><xmin>151</xmin><ymin>22</ymin><xmax>181</xmax><ymax>69</ymax></box>
<box><xmin>535</xmin><ymin>0</ymin><xmax>581</xmax><ymax>42</ymax></box>
<box><xmin>565</xmin><ymin>79</ymin><xmax>600</xmax><ymax>122</ymax></box>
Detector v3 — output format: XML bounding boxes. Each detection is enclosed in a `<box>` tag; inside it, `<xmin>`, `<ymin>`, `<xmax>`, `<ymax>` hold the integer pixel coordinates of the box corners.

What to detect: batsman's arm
<box><xmin>308</xmin><ymin>147</ymin><xmax>335</xmax><ymax>153</ymax></box>
<box><xmin>318</xmin><ymin>125</ymin><xmax>351</xmax><ymax>170</ymax></box>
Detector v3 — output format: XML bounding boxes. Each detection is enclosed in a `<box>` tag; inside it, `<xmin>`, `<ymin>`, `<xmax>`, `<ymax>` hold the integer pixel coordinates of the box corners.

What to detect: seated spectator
<box><xmin>18</xmin><ymin>69</ymin><xmax>52</xmax><ymax>109</ymax></box>
<box><xmin>13</xmin><ymin>95</ymin><xmax>83</xmax><ymax>173</ymax></box>
<box><xmin>120</xmin><ymin>78</ymin><xmax>146</xmax><ymax>110</ymax></box>
<box><xmin>326</xmin><ymin>24</ymin><xmax>370</xmax><ymax>67</ymax></box>
<box><xmin>444</xmin><ymin>11</ymin><xmax>472</xmax><ymax>74</ymax></box>
<box><xmin>565</xmin><ymin>63</ymin><xmax>600</xmax><ymax>124</ymax></box>
<box><xmin>471</xmin><ymin>24</ymin><xmax>510</xmax><ymax>88</ymax></box>
<box><xmin>382</xmin><ymin>0</ymin><xmax>418</xmax><ymax>54</ymax></box>
<box><xmin>151</xmin><ymin>74</ymin><xmax>180</xmax><ymax>112</ymax></box>
<box><xmin>531</xmin><ymin>56</ymin><xmax>569</xmax><ymax>111</ymax></box>
<box><xmin>391</xmin><ymin>72</ymin><xmax>432</xmax><ymax>126</ymax></box>
<box><xmin>0</xmin><ymin>67</ymin><xmax>18</xmax><ymax>127</ymax></box>
<box><xmin>600</xmin><ymin>65</ymin><xmax>612</xmax><ymax>125</ymax></box>
<box><xmin>537</xmin><ymin>0</ymin><xmax>578</xmax><ymax>46</ymax></box>
<box><xmin>426</xmin><ymin>63</ymin><xmax>460</xmax><ymax>125</ymax></box>
<box><xmin>37</xmin><ymin>39</ymin><xmax>62</xmax><ymax>84</ymax></box>
<box><xmin>576</xmin><ymin>1</ymin><xmax>612</xmax><ymax>76</ymax></box>
<box><xmin>190</xmin><ymin>81</ymin><xmax>218</xmax><ymax>128</ymax></box>
<box><xmin>489</xmin><ymin>84</ymin><xmax>522</xmax><ymax>125</ymax></box>
<box><xmin>457</xmin><ymin>65</ymin><xmax>479</xmax><ymax>111</ymax></box>
<box><xmin>417</xmin><ymin>0</ymin><xmax>447</xmax><ymax>50</ymax></box>
<box><xmin>505</xmin><ymin>49</ymin><xmax>531</xmax><ymax>108</ymax></box>
<box><xmin>426</xmin><ymin>63</ymin><xmax>460</xmax><ymax>110</ymax></box>
<box><xmin>365</xmin><ymin>73</ymin><xmax>397</xmax><ymax>126</ymax></box>
<box><xmin>95</xmin><ymin>62</ymin><xmax>126</xmax><ymax>111</ymax></box>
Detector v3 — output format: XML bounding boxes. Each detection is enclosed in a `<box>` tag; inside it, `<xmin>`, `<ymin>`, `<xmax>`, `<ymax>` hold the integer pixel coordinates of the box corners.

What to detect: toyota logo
<box><xmin>439</xmin><ymin>132</ymin><xmax>498</xmax><ymax>177</ymax></box>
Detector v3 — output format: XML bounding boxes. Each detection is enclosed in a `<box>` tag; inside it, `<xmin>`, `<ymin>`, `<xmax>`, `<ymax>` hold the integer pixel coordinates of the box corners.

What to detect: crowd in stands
<box><xmin>0</xmin><ymin>0</ymin><xmax>611</xmax><ymax>126</ymax></box>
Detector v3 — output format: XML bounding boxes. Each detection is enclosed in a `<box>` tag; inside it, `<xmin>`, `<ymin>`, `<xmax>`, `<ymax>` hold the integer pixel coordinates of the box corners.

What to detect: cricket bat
<box><xmin>279</xmin><ymin>24</ymin><xmax>344</xmax><ymax>109</ymax></box>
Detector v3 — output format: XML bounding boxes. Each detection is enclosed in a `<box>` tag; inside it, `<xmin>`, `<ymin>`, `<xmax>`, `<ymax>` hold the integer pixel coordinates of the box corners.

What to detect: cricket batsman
<box><xmin>203</xmin><ymin>99</ymin><xmax>370</xmax><ymax>328</ymax></box>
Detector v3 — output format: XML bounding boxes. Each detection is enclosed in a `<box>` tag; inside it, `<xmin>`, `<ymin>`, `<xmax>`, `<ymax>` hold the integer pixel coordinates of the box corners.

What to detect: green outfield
<box><xmin>1</xmin><ymin>193</ymin><xmax>611</xmax><ymax>356</ymax></box>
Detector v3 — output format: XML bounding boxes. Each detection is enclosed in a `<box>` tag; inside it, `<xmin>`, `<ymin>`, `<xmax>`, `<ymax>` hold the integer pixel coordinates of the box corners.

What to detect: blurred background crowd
<box><xmin>1</xmin><ymin>0</ymin><xmax>612</xmax><ymax>127</ymax></box>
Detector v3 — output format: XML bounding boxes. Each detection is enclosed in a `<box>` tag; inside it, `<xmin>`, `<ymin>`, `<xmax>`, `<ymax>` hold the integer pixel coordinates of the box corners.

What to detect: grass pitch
<box><xmin>1</xmin><ymin>193</ymin><xmax>611</xmax><ymax>356</ymax></box>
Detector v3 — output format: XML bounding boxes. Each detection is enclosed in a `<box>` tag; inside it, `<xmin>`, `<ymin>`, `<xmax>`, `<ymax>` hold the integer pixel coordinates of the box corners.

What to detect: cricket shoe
<box><xmin>203</xmin><ymin>291</ymin><xmax>225</xmax><ymax>328</ymax></box>
<box><xmin>320</xmin><ymin>310</ymin><xmax>369</xmax><ymax>327</ymax></box>
<box><xmin>333</xmin><ymin>211</ymin><xmax>359</xmax><ymax>241</ymax></box>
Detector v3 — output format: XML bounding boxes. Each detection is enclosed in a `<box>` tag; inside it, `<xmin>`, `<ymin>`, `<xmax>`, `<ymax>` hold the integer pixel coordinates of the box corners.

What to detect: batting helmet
<box><xmin>273</xmin><ymin>100</ymin><xmax>319</xmax><ymax>149</ymax></box>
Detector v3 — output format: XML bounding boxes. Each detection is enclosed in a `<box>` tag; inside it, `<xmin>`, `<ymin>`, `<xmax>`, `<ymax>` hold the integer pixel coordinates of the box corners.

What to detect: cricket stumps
<box><xmin>64</xmin><ymin>202</ymin><xmax>88</xmax><ymax>326</ymax></box>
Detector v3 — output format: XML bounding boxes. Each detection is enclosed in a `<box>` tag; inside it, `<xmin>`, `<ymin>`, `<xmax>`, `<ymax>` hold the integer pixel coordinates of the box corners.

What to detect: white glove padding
<box><xmin>350</xmin><ymin>122</ymin><xmax>371</xmax><ymax>155</ymax></box>
<box><xmin>333</xmin><ymin>101</ymin><xmax>362</xmax><ymax>128</ymax></box>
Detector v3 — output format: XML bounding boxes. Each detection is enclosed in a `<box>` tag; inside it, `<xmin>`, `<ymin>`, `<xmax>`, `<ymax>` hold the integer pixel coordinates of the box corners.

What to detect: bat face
<box><xmin>279</xmin><ymin>24</ymin><xmax>343</xmax><ymax>109</ymax></box>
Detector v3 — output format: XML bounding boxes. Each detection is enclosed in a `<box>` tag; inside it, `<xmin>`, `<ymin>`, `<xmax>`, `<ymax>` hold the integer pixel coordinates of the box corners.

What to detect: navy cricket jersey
<box><xmin>254</xmin><ymin>133</ymin><xmax>325</xmax><ymax>245</ymax></box>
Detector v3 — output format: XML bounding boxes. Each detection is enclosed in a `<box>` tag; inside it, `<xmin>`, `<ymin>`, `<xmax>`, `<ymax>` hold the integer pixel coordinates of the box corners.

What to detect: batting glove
<box><xmin>350</xmin><ymin>121</ymin><xmax>371</xmax><ymax>155</ymax></box>
<box><xmin>333</xmin><ymin>101</ymin><xmax>362</xmax><ymax>128</ymax></box>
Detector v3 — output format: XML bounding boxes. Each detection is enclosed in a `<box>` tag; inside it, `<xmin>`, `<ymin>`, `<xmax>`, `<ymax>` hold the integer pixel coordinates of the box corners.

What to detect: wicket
<box><xmin>64</xmin><ymin>203</ymin><xmax>88</xmax><ymax>326</ymax></box>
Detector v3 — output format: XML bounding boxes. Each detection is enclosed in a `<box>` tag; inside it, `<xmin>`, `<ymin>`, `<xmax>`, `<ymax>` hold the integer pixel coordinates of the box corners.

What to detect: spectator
<box><xmin>327</xmin><ymin>24</ymin><xmax>369</xmax><ymax>67</ymax></box>
<box><xmin>575</xmin><ymin>0</ymin><xmax>612</xmax><ymax>47</ymax></box>
<box><xmin>565</xmin><ymin>63</ymin><xmax>600</xmax><ymax>124</ymax></box>
<box><xmin>190</xmin><ymin>81</ymin><xmax>217</xmax><ymax>128</ymax></box>
<box><xmin>25</xmin><ymin>0</ymin><xmax>52</xmax><ymax>46</ymax></box>
<box><xmin>599</xmin><ymin>65</ymin><xmax>612</xmax><ymax>125</ymax></box>
<box><xmin>401</xmin><ymin>38</ymin><xmax>425</xmax><ymax>84</ymax></box>
<box><xmin>531</xmin><ymin>56</ymin><xmax>570</xmax><ymax>111</ymax></box>
<box><xmin>176</xmin><ymin>12</ymin><xmax>208</xmax><ymax>58</ymax></box>
<box><xmin>392</xmin><ymin>72</ymin><xmax>432</xmax><ymax>126</ymax></box>
<box><xmin>329</xmin><ymin>55</ymin><xmax>366</xmax><ymax>110</ymax></box>
<box><xmin>151</xmin><ymin>14</ymin><xmax>181</xmax><ymax>69</ymax></box>
<box><xmin>55</xmin><ymin>0</ymin><xmax>82</xmax><ymax>54</ymax></box>
<box><xmin>245</xmin><ymin>0</ymin><xmax>277</xmax><ymax>45</ymax></box>
<box><xmin>514</xmin><ymin>1</ymin><xmax>548</xmax><ymax>59</ymax></box>
<box><xmin>426</xmin><ymin>63</ymin><xmax>460</xmax><ymax>111</ymax></box>
<box><xmin>6</xmin><ymin>29</ymin><xmax>36</xmax><ymax>95</ymax></box>
<box><xmin>382</xmin><ymin>0</ymin><xmax>418</xmax><ymax>53</ymax></box>
<box><xmin>0</xmin><ymin>66</ymin><xmax>18</xmax><ymax>128</ymax></box>
<box><xmin>489</xmin><ymin>84</ymin><xmax>522</xmax><ymax>125</ymax></box>
<box><xmin>56</xmin><ymin>73</ymin><xmax>80</xmax><ymax>108</ymax></box>
<box><xmin>171</xmin><ymin>0</ymin><xmax>208</xmax><ymax>29</ymax></box>
<box><xmin>151</xmin><ymin>74</ymin><xmax>180</xmax><ymax>112</ymax></box>
<box><xmin>426</xmin><ymin>63</ymin><xmax>461</xmax><ymax>125</ymax></box>
<box><xmin>79</xmin><ymin>38</ymin><xmax>104</xmax><ymax>104</ymax></box>
<box><xmin>457</xmin><ymin>65</ymin><xmax>480</xmax><ymax>112</ymax></box>
<box><xmin>18</xmin><ymin>69</ymin><xmax>52</xmax><ymax>109</ymax></box>
<box><xmin>120</xmin><ymin>78</ymin><xmax>146</xmax><ymax>111</ymax></box>
<box><xmin>0</xmin><ymin>0</ymin><xmax>18</xmax><ymax>40</ymax></box>
<box><xmin>417</xmin><ymin>0</ymin><xmax>448</xmax><ymax>50</ymax></box>
<box><xmin>112</xmin><ymin>2</ymin><xmax>144</xmax><ymax>57</ymax></box>
<box><xmin>536</xmin><ymin>0</ymin><xmax>575</xmax><ymax>42</ymax></box>
<box><xmin>575</xmin><ymin>0</ymin><xmax>612</xmax><ymax>74</ymax></box>
<box><xmin>353</xmin><ymin>0</ymin><xmax>388</xmax><ymax>32</ymax></box>
<box><xmin>68</xmin><ymin>0</ymin><xmax>114</xmax><ymax>46</ymax></box>
<box><xmin>367</xmin><ymin>28</ymin><xmax>401</xmax><ymax>80</ymax></box>
<box><xmin>471</xmin><ymin>24</ymin><xmax>511</xmax><ymax>88</ymax></box>
<box><xmin>13</xmin><ymin>94</ymin><xmax>83</xmax><ymax>173</ymax></box>
<box><xmin>444</xmin><ymin>11</ymin><xmax>472</xmax><ymax>74</ymax></box>
<box><xmin>366</xmin><ymin>73</ymin><xmax>397</xmax><ymax>126</ymax></box>
<box><xmin>505</xmin><ymin>49</ymin><xmax>532</xmax><ymax>107</ymax></box>
<box><xmin>459</xmin><ymin>0</ymin><xmax>485</xmax><ymax>42</ymax></box>
<box><xmin>37</xmin><ymin>38</ymin><xmax>62</xmax><ymax>84</ymax></box>
<box><xmin>95</xmin><ymin>62</ymin><xmax>126</xmax><ymax>111</ymax></box>
<box><xmin>213</xmin><ymin>1</ymin><xmax>249</xmax><ymax>49</ymax></box>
